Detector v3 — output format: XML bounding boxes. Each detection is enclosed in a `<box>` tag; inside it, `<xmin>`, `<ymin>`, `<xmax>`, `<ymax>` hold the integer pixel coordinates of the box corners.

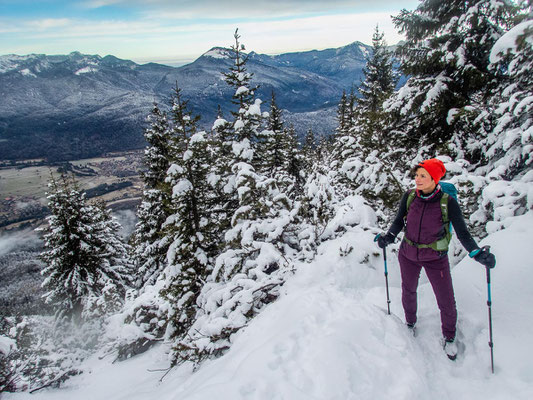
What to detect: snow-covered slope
<box><xmin>6</xmin><ymin>209</ymin><xmax>533</xmax><ymax>400</ymax></box>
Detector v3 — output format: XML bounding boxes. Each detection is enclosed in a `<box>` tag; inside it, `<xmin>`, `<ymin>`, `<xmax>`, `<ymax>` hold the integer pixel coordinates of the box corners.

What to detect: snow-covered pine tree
<box><xmin>335</xmin><ymin>90</ymin><xmax>350</xmax><ymax>142</ymax></box>
<box><xmin>386</xmin><ymin>0</ymin><xmax>522</xmax><ymax>163</ymax></box>
<box><xmin>302</xmin><ymin>127</ymin><xmax>318</xmax><ymax>170</ymax></box>
<box><xmin>171</xmin><ymin>31</ymin><xmax>300</xmax><ymax>365</ymax></box>
<box><xmin>82</xmin><ymin>200</ymin><xmax>134</xmax><ymax>319</ymax></box>
<box><xmin>162</xmin><ymin>127</ymin><xmax>218</xmax><ymax>363</ymax></box>
<box><xmin>224</xmin><ymin>29</ymin><xmax>262</xmax><ymax>151</ymax></box>
<box><xmin>285</xmin><ymin>124</ymin><xmax>305</xmax><ymax>198</ymax></box>
<box><xmin>112</xmin><ymin>84</ymin><xmax>207</xmax><ymax>360</ymax></box>
<box><xmin>169</xmin><ymin>84</ymin><xmax>201</xmax><ymax>157</ymax></box>
<box><xmin>331</xmin><ymin>88</ymin><xmax>356</xmax><ymax>161</ymax></box>
<box><xmin>219</xmin><ymin>28</ymin><xmax>266</xmax><ymax>228</ymax></box>
<box><xmin>40</xmin><ymin>175</ymin><xmax>132</xmax><ymax>321</ymax></box>
<box><xmin>1</xmin><ymin>312</ymin><xmax>100</xmax><ymax>392</ymax></box>
<box><xmin>356</xmin><ymin>26</ymin><xmax>398</xmax><ymax>151</ymax></box>
<box><xmin>156</xmin><ymin>86</ymin><xmax>218</xmax><ymax>355</ymax></box>
<box><xmin>340</xmin><ymin>26</ymin><xmax>404</xmax><ymax>211</ymax></box>
<box><xmin>260</xmin><ymin>91</ymin><xmax>303</xmax><ymax>195</ymax></box>
<box><xmin>467</xmin><ymin>6</ymin><xmax>532</xmax><ymax>235</ymax></box>
<box><xmin>297</xmin><ymin>165</ymin><xmax>338</xmax><ymax>260</ymax></box>
<box><xmin>209</xmin><ymin>106</ymin><xmax>239</xmax><ymax>238</ymax></box>
<box><xmin>483</xmin><ymin>8</ymin><xmax>532</xmax><ymax>179</ymax></box>
<box><xmin>0</xmin><ymin>323</ymin><xmax>16</xmax><ymax>392</ymax></box>
<box><xmin>131</xmin><ymin>103</ymin><xmax>173</xmax><ymax>289</ymax></box>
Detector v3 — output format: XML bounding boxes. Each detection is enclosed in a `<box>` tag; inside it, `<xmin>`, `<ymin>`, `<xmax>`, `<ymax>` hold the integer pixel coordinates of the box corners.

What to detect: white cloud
<box><xmin>80</xmin><ymin>0</ymin><xmax>123</xmax><ymax>8</ymax></box>
<box><xmin>82</xmin><ymin>0</ymin><xmax>416</xmax><ymax>17</ymax></box>
<box><xmin>28</xmin><ymin>18</ymin><xmax>73</xmax><ymax>30</ymax></box>
<box><xmin>1</xmin><ymin>2</ymin><xmax>417</xmax><ymax>61</ymax></box>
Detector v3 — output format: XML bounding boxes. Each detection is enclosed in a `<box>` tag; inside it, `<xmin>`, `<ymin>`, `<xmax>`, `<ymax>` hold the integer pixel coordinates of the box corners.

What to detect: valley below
<box><xmin>0</xmin><ymin>150</ymin><xmax>143</xmax><ymax>232</ymax></box>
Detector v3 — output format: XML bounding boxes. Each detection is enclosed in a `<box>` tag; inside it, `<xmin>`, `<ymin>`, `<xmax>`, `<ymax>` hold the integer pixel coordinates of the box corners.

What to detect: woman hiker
<box><xmin>376</xmin><ymin>158</ymin><xmax>496</xmax><ymax>360</ymax></box>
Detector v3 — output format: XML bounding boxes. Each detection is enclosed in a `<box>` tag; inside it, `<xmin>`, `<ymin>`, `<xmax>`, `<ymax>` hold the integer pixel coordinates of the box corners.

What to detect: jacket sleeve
<box><xmin>387</xmin><ymin>191</ymin><xmax>409</xmax><ymax>238</ymax></box>
<box><xmin>448</xmin><ymin>196</ymin><xmax>479</xmax><ymax>253</ymax></box>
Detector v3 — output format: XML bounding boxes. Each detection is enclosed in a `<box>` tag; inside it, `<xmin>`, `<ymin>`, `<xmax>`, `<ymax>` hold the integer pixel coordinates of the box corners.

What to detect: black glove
<box><xmin>474</xmin><ymin>248</ymin><xmax>496</xmax><ymax>269</ymax></box>
<box><xmin>376</xmin><ymin>232</ymin><xmax>395</xmax><ymax>249</ymax></box>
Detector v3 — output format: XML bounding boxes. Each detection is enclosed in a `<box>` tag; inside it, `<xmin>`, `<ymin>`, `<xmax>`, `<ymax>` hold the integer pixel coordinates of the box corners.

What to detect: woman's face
<box><xmin>414</xmin><ymin>167</ymin><xmax>436</xmax><ymax>194</ymax></box>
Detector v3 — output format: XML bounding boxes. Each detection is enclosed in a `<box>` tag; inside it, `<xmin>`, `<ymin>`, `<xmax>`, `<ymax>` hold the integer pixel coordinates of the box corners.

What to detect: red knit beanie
<box><xmin>418</xmin><ymin>158</ymin><xmax>446</xmax><ymax>184</ymax></box>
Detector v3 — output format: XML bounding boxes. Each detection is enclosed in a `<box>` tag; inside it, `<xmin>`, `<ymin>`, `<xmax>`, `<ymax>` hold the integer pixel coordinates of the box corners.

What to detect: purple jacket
<box><xmin>388</xmin><ymin>187</ymin><xmax>479</xmax><ymax>264</ymax></box>
<box><xmin>401</xmin><ymin>192</ymin><xmax>447</xmax><ymax>262</ymax></box>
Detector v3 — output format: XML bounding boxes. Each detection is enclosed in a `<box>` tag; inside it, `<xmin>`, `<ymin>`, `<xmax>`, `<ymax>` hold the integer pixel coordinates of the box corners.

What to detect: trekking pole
<box><xmin>483</xmin><ymin>245</ymin><xmax>495</xmax><ymax>374</ymax></box>
<box><xmin>374</xmin><ymin>234</ymin><xmax>391</xmax><ymax>315</ymax></box>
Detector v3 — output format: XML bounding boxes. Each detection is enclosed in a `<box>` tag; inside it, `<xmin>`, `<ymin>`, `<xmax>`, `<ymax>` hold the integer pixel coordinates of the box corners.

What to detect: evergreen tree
<box><xmin>483</xmin><ymin>10</ymin><xmax>533</xmax><ymax>179</ymax></box>
<box><xmin>171</xmin><ymin>31</ymin><xmax>300</xmax><ymax>365</ymax></box>
<box><xmin>82</xmin><ymin>201</ymin><xmax>134</xmax><ymax>319</ymax></box>
<box><xmin>338</xmin><ymin>26</ymin><xmax>404</xmax><ymax>210</ymax></box>
<box><xmin>40</xmin><ymin>175</ymin><xmax>132</xmax><ymax>321</ymax></box>
<box><xmin>111</xmin><ymin>88</ymin><xmax>201</xmax><ymax>359</ymax></box>
<box><xmin>224</xmin><ymin>29</ymin><xmax>262</xmax><ymax>149</ymax></box>
<box><xmin>357</xmin><ymin>25</ymin><xmax>398</xmax><ymax>151</ymax></box>
<box><xmin>335</xmin><ymin>90</ymin><xmax>350</xmax><ymax>139</ymax></box>
<box><xmin>209</xmin><ymin>107</ymin><xmax>239</xmax><ymax>238</ymax></box>
<box><xmin>169</xmin><ymin>84</ymin><xmax>201</xmax><ymax>158</ymax></box>
<box><xmin>297</xmin><ymin>166</ymin><xmax>338</xmax><ymax>260</ymax></box>
<box><xmin>302</xmin><ymin>128</ymin><xmax>317</xmax><ymax>156</ymax></box>
<box><xmin>285</xmin><ymin>124</ymin><xmax>305</xmax><ymax>197</ymax></box>
<box><xmin>125</xmin><ymin>84</ymin><xmax>209</xmax><ymax>354</ymax></box>
<box><xmin>0</xmin><ymin>329</ymin><xmax>16</xmax><ymax>392</ymax></box>
<box><xmin>387</xmin><ymin>0</ymin><xmax>522</xmax><ymax>162</ymax></box>
<box><xmin>220</xmin><ymin>29</ymin><xmax>265</xmax><ymax>222</ymax></box>
<box><xmin>260</xmin><ymin>91</ymin><xmax>303</xmax><ymax>194</ymax></box>
<box><xmin>131</xmin><ymin>104</ymin><xmax>173</xmax><ymax>288</ymax></box>
<box><xmin>162</xmin><ymin>128</ymin><xmax>218</xmax><ymax>360</ymax></box>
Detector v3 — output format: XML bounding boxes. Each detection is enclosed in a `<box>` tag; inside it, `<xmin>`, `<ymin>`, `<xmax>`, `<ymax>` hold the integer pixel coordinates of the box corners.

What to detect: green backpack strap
<box><xmin>406</xmin><ymin>189</ymin><xmax>416</xmax><ymax>214</ymax></box>
<box><xmin>440</xmin><ymin>192</ymin><xmax>449</xmax><ymax>224</ymax></box>
<box><xmin>435</xmin><ymin>192</ymin><xmax>452</xmax><ymax>251</ymax></box>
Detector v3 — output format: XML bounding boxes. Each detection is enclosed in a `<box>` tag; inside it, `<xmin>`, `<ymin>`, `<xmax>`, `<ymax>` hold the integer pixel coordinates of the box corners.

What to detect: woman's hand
<box><xmin>474</xmin><ymin>247</ymin><xmax>496</xmax><ymax>269</ymax></box>
<box><xmin>376</xmin><ymin>232</ymin><xmax>395</xmax><ymax>249</ymax></box>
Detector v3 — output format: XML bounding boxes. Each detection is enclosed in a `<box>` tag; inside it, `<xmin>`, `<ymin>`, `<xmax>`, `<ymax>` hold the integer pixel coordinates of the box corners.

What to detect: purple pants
<box><xmin>398</xmin><ymin>250</ymin><xmax>457</xmax><ymax>340</ymax></box>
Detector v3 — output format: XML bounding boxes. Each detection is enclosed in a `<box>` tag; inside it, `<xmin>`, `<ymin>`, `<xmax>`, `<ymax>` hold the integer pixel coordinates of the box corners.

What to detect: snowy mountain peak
<box><xmin>201</xmin><ymin>47</ymin><xmax>234</xmax><ymax>60</ymax></box>
<box><xmin>0</xmin><ymin>52</ymin><xmax>139</xmax><ymax>76</ymax></box>
<box><xmin>0</xmin><ymin>53</ymin><xmax>42</xmax><ymax>73</ymax></box>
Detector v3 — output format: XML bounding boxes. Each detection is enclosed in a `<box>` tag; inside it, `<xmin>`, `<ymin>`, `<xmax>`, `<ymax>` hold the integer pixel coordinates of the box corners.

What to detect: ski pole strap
<box><xmin>469</xmin><ymin>248</ymin><xmax>482</xmax><ymax>258</ymax></box>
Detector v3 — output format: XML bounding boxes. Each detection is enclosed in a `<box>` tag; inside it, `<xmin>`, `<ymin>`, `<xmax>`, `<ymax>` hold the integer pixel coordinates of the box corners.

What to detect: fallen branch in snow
<box><xmin>252</xmin><ymin>282</ymin><xmax>282</xmax><ymax>295</ymax></box>
<box><xmin>158</xmin><ymin>367</ymin><xmax>173</xmax><ymax>382</ymax></box>
<box><xmin>29</xmin><ymin>370</ymin><xmax>79</xmax><ymax>394</ymax></box>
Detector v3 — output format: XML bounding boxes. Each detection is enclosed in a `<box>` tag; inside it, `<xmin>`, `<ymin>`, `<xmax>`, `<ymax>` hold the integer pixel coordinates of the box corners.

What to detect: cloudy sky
<box><xmin>0</xmin><ymin>0</ymin><xmax>419</xmax><ymax>65</ymax></box>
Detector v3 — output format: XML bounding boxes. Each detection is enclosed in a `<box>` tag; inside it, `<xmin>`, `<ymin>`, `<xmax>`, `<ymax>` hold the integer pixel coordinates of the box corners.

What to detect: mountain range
<box><xmin>0</xmin><ymin>41</ymin><xmax>376</xmax><ymax>162</ymax></box>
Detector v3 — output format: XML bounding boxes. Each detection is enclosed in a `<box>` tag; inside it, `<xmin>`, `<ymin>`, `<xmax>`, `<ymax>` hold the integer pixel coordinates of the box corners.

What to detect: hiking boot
<box><xmin>406</xmin><ymin>322</ymin><xmax>416</xmax><ymax>336</ymax></box>
<box><xmin>443</xmin><ymin>338</ymin><xmax>458</xmax><ymax>360</ymax></box>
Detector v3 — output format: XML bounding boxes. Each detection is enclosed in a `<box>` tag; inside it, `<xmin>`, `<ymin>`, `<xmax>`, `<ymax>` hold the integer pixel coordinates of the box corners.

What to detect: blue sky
<box><xmin>0</xmin><ymin>0</ymin><xmax>420</xmax><ymax>65</ymax></box>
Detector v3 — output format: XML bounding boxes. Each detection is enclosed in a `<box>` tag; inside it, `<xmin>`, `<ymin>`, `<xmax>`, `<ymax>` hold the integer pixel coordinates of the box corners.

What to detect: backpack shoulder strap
<box><xmin>440</xmin><ymin>192</ymin><xmax>450</xmax><ymax>223</ymax></box>
<box><xmin>406</xmin><ymin>189</ymin><xmax>416</xmax><ymax>214</ymax></box>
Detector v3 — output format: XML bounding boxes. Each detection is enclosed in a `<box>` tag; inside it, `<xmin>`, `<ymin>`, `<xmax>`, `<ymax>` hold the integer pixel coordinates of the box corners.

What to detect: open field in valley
<box><xmin>0</xmin><ymin>151</ymin><xmax>144</xmax><ymax>230</ymax></box>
